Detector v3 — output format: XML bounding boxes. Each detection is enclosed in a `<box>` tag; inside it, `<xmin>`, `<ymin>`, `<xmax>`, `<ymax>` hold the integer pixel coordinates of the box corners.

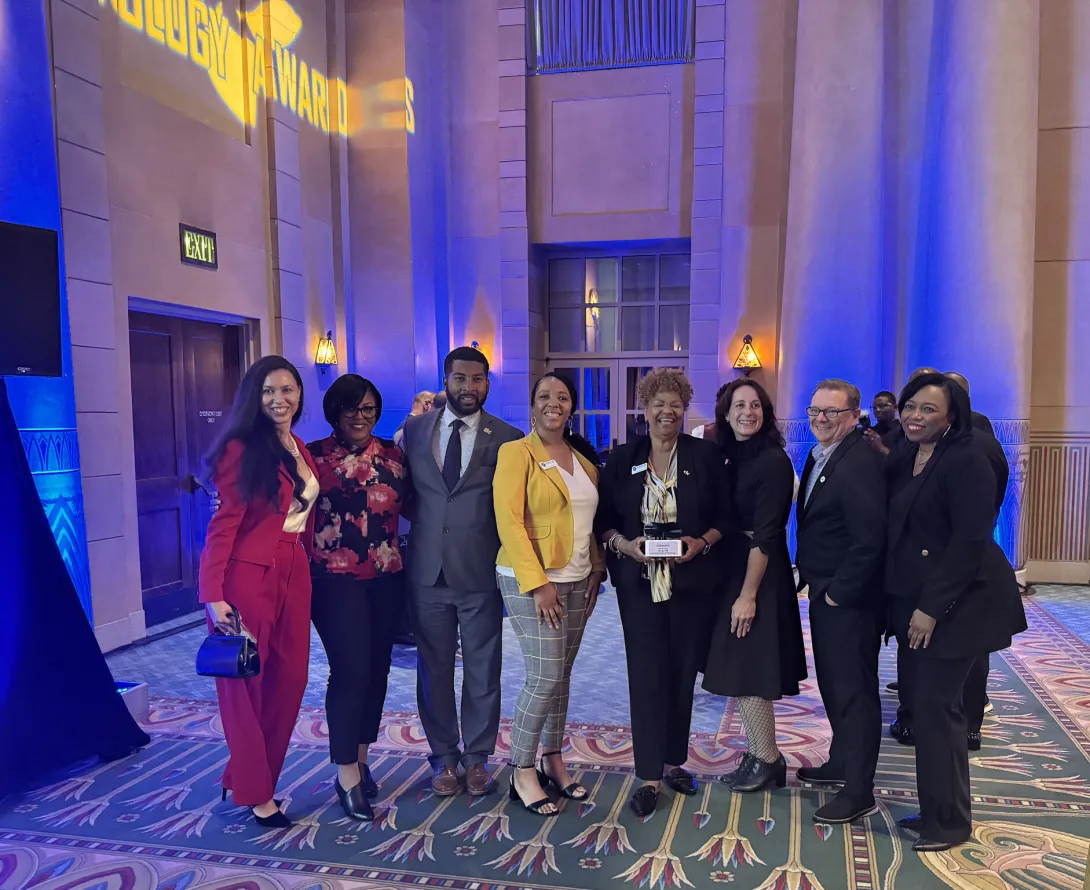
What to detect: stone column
<box><xmin>906</xmin><ymin>0</ymin><xmax>1039</xmax><ymax>566</ymax></box>
<box><xmin>778</xmin><ymin>0</ymin><xmax>885</xmax><ymax>466</ymax></box>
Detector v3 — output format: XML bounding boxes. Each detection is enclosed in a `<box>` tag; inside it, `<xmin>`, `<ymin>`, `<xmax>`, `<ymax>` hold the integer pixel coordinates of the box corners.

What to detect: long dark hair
<box><xmin>531</xmin><ymin>374</ymin><xmax>601</xmax><ymax>468</ymax></box>
<box><xmin>204</xmin><ymin>355</ymin><xmax>310</xmax><ymax>509</ymax></box>
<box><xmin>897</xmin><ymin>373</ymin><xmax>973</xmax><ymax>441</ymax></box>
<box><xmin>713</xmin><ymin>377</ymin><xmax>785</xmax><ymax>459</ymax></box>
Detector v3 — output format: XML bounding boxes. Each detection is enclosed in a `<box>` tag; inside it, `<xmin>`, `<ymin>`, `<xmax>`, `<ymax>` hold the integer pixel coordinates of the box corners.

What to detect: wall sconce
<box><xmin>315</xmin><ymin>330</ymin><xmax>338</xmax><ymax>374</ymax></box>
<box><xmin>733</xmin><ymin>334</ymin><xmax>761</xmax><ymax>375</ymax></box>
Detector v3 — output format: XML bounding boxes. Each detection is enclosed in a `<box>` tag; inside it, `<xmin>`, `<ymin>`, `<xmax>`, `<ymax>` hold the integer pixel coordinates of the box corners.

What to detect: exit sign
<box><xmin>179</xmin><ymin>225</ymin><xmax>218</xmax><ymax>270</ymax></box>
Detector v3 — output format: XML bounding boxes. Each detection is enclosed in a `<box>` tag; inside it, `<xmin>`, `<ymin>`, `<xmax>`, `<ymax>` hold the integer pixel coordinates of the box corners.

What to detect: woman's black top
<box><xmin>702</xmin><ymin>438</ymin><xmax>807</xmax><ymax>700</ymax></box>
<box><xmin>885</xmin><ymin>434</ymin><xmax>1025</xmax><ymax>657</ymax></box>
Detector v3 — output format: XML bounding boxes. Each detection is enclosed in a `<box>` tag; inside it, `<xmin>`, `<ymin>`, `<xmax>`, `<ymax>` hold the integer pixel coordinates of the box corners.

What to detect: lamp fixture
<box><xmin>733</xmin><ymin>334</ymin><xmax>761</xmax><ymax>375</ymax></box>
<box><xmin>315</xmin><ymin>330</ymin><xmax>338</xmax><ymax>373</ymax></box>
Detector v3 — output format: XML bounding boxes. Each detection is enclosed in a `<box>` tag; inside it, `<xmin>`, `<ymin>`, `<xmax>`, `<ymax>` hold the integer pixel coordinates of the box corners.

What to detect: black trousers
<box><xmin>901</xmin><ymin>647</ymin><xmax>976</xmax><ymax>844</ymax></box>
<box><xmin>809</xmin><ymin>596</ymin><xmax>881</xmax><ymax>802</ymax></box>
<box><xmin>311</xmin><ymin>572</ymin><xmax>400</xmax><ymax>765</ymax></box>
<box><xmin>898</xmin><ymin>649</ymin><xmax>989</xmax><ymax>734</ymax></box>
<box><xmin>616</xmin><ymin>582</ymin><xmax>714</xmax><ymax>782</ymax></box>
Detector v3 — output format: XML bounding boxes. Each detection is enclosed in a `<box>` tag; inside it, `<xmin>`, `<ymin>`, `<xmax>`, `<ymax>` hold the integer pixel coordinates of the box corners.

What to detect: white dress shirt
<box><xmin>433</xmin><ymin>405</ymin><xmax>481</xmax><ymax>478</ymax></box>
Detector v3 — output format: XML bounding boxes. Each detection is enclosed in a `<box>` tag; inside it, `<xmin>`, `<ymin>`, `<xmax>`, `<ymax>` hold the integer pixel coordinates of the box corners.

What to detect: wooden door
<box><xmin>129</xmin><ymin>312</ymin><xmax>241</xmax><ymax>627</ymax></box>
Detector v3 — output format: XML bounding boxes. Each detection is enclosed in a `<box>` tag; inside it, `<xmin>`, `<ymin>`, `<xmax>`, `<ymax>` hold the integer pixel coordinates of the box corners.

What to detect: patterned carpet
<box><xmin>2</xmin><ymin>596</ymin><xmax>1089</xmax><ymax>890</ymax></box>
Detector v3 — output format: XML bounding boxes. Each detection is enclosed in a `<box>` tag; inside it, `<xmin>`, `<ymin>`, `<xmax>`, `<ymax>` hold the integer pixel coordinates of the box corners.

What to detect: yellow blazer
<box><xmin>494</xmin><ymin>431</ymin><xmax>606</xmax><ymax>593</ymax></box>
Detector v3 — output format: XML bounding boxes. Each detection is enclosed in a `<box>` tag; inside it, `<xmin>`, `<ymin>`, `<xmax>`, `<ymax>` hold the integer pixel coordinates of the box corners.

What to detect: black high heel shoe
<box><xmin>718</xmin><ymin>752</ymin><xmax>755</xmax><ymax>786</ymax></box>
<box><xmin>729</xmin><ymin>753</ymin><xmax>787</xmax><ymax>793</ymax></box>
<box><xmin>359</xmin><ymin>763</ymin><xmax>379</xmax><ymax>799</ymax></box>
<box><xmin>509</xmin><ymin>766</ymin><xmax>558</xmax><ymax>816</ymax></box>
<box><xmin>336</xmin><ymin>778</ymin><xmax>375</xmax><ymax>821</ymax></box>
<box><xmin>537</xmin><ymin>752</ymin><xmax>587</xmax><ymax>800</ymax></box>
<box><xmin>222</xmin><ymin>787</ymin><xmax>282</xmax><ymax>809</ymax></box>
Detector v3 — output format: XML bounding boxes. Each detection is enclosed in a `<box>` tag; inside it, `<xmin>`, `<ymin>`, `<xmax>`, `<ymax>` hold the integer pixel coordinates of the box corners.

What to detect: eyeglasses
<box><xmin>806</xmin><ymin>407</ymin><xmax>852</xmax><ymax>419</ymax></box>
<box><xmin>343</xmin><ymin>405</ymin><xmax>378</xmax><ymax>418</ymax></box>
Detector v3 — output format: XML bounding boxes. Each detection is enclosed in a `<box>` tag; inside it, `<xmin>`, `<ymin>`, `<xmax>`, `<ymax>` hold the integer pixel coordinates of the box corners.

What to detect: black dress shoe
<box><xmin>889</xmin><ymin>719</ymin><xmax>915</xmax><ymax>746</ymax></box>
<box><xmin>663</xmin><ymin>768</ymin><xmax>698</xmax><ymax>796</ymax></box>
<box><xmin>913</xmin><ymin>836</ymin><xmax>960</xmax><ymax>852</ymax></box>
<box><xmin>730</xmin><ymin>754</ymin><xmax>787</xmax><ymax>793</ymax></box>
<box><xmin>797</xmin><ymin>763</ymin><xmax>845</xmax><ymax>786</ymax></box>
<box><xmin>335</xmin><ymin>778</ymin><xmax>375</xmax><ymax>821</ymax></box>
<box><xmin>897</xmin><ymin>813</ymin><xmax>923</xmax><ymax>831</ymax></box>
<box><xmin>967</xmin><ymin>730</ymin><xmax>982</xmax><ymax>752</ymax></box>
<box><xmin>813</xmin><ymin>792</ymin><xmax>877</xmax><ymax>824</ymax></box>
<box><xmin>630</xmin><ymin>784</ymin><xmax>659</xmax><ymax>817</ymax></box>
<box><xmin>886</xmin><ymin>681</ymin><xmax>899</xmax><ymax>692</ymax></box>
<box><xmin>718</xmin><ymin>752</ymin><xmax>755</xmax><ymax>785</ymax></box>
<box><xmin>250</xmin><ymin>806</ymin><xmax>292</xmax><ymax>828</ymax></box>
<box><xmin>360</xmin><ymin>763</ymin><xmax>379</xmax><ymax>798</ymax></box>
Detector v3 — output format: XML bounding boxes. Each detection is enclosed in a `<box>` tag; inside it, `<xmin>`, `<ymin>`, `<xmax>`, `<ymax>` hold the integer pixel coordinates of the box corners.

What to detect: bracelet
<box><xmin>607</xmin><ymin>533</ymin><xmax>621</xmax><ymax>554</ymax></box>
<box><xmin>699</xmin><ymin>535</ymin><xmax>711</xmax><ymax>555</ymax></box>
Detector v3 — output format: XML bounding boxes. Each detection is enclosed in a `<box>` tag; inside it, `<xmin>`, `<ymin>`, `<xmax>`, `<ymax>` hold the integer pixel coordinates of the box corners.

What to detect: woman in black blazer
<box><xmin>885</xmin><ymin>374</ymin><xmax>1025</xmax><ymax>853</ymax></box>
<box><xmin>595</xmin><ymin>368</ymin><xmax>734</xmax><ymax>818</ymax></box>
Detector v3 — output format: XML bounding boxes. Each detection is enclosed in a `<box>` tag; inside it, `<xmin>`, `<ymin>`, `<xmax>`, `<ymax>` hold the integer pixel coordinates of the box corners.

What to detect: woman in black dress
<box><xmin>703</xmin><ymin>379</ymin><xmax>806</xmax><ymax>792</ymax></box>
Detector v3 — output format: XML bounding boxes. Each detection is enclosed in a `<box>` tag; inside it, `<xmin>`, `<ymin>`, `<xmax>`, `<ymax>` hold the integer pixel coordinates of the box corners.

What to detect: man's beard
<box><xmin>445</xmin><ymin>387</ymin><xmax>487</xmax><ymax>417</ymax></box>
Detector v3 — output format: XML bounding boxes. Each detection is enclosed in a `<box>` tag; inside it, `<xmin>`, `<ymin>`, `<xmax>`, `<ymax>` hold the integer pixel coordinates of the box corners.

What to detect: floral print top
<box><xmin>306</xmin><ymin>433</ymin><xmax>409</xmax><ymax>580</ymax></box>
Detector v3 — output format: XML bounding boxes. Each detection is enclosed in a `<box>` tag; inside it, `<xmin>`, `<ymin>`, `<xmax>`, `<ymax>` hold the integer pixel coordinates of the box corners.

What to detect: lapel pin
<box><xmin>483</xmin><ymin>427</ymin><xmax>492</xmax><ymax>435</ymax></box>
<box><xmin>819</xmin><ymin>476</ymin><xmax>826</xmax><ymax>483</ymax></box>
<box><xmin>683</xmin><ymin>470</ymin><xmax>691</xmax><ymax>476</ymax></box>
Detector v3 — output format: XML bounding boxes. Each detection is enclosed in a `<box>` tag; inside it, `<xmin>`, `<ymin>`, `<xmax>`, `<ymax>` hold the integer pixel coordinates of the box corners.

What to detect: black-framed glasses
<box><xmin>343</xmin><ymin>405</ymin><xmax>378</xmax><ymax>418</ymax></box>
<box><xmin>806</xmin><ymin>407</ymin><xmax>851</xmax><ymax>419</ymax></box>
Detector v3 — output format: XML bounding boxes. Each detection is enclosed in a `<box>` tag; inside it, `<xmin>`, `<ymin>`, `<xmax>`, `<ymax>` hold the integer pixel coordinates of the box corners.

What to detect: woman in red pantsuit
<box><xmin>200</xmin><ymin>355</ymin><xmax>319</xmax><ymax>828</ymax></box>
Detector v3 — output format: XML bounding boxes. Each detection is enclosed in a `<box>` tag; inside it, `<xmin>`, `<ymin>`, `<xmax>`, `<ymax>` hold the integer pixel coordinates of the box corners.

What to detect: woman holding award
<box><xmin>594</xmin><ymin>368</ymin><xmax>734</xmax><ymax>818</ymax></box>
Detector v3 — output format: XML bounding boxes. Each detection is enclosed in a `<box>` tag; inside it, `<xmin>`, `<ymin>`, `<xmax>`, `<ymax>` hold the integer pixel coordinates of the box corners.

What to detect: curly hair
<box><xmin>636</xmin><ymin>368</ymin><xmax>693</xmax><ymax>409</ymax></box>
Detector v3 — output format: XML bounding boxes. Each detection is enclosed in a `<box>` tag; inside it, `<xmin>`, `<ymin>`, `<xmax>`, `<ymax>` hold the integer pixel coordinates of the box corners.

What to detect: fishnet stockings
<box><xmin>736</xmin><ymin>696</ymin><xmax>780</xmax><ymax>763</ymax></box>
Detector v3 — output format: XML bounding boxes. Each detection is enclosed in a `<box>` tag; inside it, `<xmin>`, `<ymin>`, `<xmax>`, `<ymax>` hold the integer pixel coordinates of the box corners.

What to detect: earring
<box><xmin>531</xmin><ymin>416</ymin><xmax>537</xmax><ymax>430</ymax></box>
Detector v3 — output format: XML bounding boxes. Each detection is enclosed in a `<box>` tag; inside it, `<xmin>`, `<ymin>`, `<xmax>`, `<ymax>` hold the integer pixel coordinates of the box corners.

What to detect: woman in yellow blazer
<box><xmin>494</xmin><ymin>373</ymin><xmax>606</xmax><ymax>816</ymax></box>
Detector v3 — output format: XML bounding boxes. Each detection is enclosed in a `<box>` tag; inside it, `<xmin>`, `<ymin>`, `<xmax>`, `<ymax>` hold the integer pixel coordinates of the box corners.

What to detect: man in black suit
<box><xmin>795</xmin><ymin>379</ymin><xmax>887</xmax><ymax>824</ymax></box>
<box><xmin>946</xmin><ymin>372</ymin><xmax>1008</xmax><ymax>748</ymax></box>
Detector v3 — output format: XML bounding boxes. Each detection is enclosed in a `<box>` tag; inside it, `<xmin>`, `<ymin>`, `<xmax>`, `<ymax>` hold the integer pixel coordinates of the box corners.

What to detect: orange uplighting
<box><xmin>733</xmin><ymin>334</ymin><xmax>761</xmax><ymax>374</ymax></box>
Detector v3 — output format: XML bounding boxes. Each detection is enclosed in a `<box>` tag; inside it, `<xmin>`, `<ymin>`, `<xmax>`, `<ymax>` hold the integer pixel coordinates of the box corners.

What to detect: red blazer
<box><xmin>198</xmin><ymin>435</ymin><xmax>319</xmax><ymax>604</ymax></box>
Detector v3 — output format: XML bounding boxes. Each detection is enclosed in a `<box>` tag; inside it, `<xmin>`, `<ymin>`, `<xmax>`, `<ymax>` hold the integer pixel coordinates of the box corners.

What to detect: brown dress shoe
<box><xmin>431</xmin><ymin>765</ymin><xmax>460</xmax><ymax>797</ymax></box>
<box><xmin>465</xmin><ymin>763</ymin><xmax>495</xmax><ymax>796</ymax></box>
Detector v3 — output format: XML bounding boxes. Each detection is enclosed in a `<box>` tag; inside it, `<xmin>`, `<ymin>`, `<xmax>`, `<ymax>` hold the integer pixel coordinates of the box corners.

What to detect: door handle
<box><xmin>184</xmin><ymin>474</ymin><xmax>209</xmax><ymax>495</ymax></box>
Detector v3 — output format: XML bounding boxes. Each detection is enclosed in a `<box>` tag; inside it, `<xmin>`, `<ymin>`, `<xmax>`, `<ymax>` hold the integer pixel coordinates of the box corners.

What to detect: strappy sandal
<box><xmin>538</xmin><ymin>751</ymin><xmax>587</xmax><ymax>800</ymax></box>
<box><xmin>508</xmin><ymin>766</ymin><xmax>558</xmax><ymax>816</ymax></box>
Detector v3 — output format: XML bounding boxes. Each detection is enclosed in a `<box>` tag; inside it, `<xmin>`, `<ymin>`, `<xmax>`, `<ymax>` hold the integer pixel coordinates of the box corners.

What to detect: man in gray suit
<box><xmin>402</xmin><ymin>346</ymin><xmax>521</xmax><ymax>796</ymax></box>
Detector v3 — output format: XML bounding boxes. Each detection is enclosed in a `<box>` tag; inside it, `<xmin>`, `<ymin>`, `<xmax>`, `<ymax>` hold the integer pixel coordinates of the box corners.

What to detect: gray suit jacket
<box><xmin>402</xmin><ymin>408</ymin><xmax>522</xmax><ymax>591</ymax></box>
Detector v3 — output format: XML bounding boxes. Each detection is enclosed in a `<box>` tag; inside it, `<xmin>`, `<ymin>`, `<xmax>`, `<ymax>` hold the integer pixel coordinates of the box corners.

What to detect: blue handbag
<box><xmin>195</xmin><ymin>608</ymin><xmax>260</xmax><ymax>679</ymax></box>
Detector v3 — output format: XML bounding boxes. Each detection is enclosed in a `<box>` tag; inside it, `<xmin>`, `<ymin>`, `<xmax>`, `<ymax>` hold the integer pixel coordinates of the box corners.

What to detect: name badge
<box><xmin>631</xmin><ymin>463</ymin><xmax>648</xmax><ymax>475</ymax></box>
<box><xmin>539</xmin><ymin>460</ymin><xmax>558</xmax><ymax>470</ymax></box>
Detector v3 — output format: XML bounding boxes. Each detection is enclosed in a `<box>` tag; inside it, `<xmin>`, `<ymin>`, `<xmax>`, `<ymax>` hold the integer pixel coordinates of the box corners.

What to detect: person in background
<box><xmin>871</xmin><ymin>391</ymin><xmax>899</xmax><ymax>438</ymax></box>
<box><xmin>702</xmin><ymin>378</ymin><xmax>806</xmax><ymax>793</ymax></box>
<box><xmin>430</xmin><ymin>391</ymin><xmax>447</xmax><ymax>413</ymax></box>
<box><xmin>493</xmin><ymin>373</ymin><xmax>606</xmax><ymax>815</ymax></box>
<box><xmin>394</xmin><ymin>391</ymin><xmax>435</xmax><ymax>447</ymax></box>
<box><xmin>885</xmin><ymin>373</ymin><xmax>1025</xmax><ymax>852</ymax></box>
<box><xmin>307</xmin><ymin>375</ymin><xmax>409</xmax><ymax>821</ymax></box>
<box><xmin>945</xmin><ymin>372</ymin><xmax>996</xmax><ymax>437</ymax></box>
<box><xmin>401</xmin><ymin>347</ymin><xmax>521</xmax><ymax>797</ymax></box>
<box><xmin>200</xmin><ymin>356</ymin><xmax>319</xmax><ymax>828</ymax></box>
<box><xmin>595</xmin><ymin>368</ymin><xmax>732</xmax><ymax>818</ymax></box>
<box><xmin>794</xmin><ymin>379</ymin><xmax>886</xmax><ymax>824</ymax></box>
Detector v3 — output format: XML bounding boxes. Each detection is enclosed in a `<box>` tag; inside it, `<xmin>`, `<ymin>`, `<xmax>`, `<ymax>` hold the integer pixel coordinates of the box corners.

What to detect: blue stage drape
<box><xmin>528</xmin><ymin>0</ymin><xmax>694</xmax><ymax>74</ymax></box>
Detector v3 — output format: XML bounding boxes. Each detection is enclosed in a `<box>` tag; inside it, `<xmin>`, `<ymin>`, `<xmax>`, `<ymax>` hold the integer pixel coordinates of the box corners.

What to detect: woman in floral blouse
<box><xmin>308</xmin><ymin>374</ymin><xmax>410</xmax><ymax>822</ymax></box>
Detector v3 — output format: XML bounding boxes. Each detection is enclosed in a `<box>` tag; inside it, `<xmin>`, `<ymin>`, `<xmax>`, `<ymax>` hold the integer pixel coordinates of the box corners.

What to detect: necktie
<box><xmin>443</xmin><ymin>419</ymin><xmax>465</xmax><ymax>491</ymax></box>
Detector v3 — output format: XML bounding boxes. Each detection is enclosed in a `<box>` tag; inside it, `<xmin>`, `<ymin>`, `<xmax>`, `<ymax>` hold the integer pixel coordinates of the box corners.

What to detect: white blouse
<box><xmin>282</xmin><ymin>473</ymin><xmax>319</xmax><ymax>534</ymax></box>
<box><xmin>546</xmin><ymin>459</ymin><xmax>599</xmax><ymax>584</ymax></box>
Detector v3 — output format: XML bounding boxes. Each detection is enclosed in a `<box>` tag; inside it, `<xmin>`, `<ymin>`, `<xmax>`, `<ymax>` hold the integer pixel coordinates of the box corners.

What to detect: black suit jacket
<box><xmin>795</xmin><ymin>429</ymin><xmax>886</xmax><ymax>609</ymax></box>
<box><xmin>885</xmin><ymin>434</ymin><xmax>1022</xmax><ymax>656</ymax></box>
<box><xmin>594</xmin><ymin>435</ymin><xmax>735</xmax><ymax>594</ymax></box>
